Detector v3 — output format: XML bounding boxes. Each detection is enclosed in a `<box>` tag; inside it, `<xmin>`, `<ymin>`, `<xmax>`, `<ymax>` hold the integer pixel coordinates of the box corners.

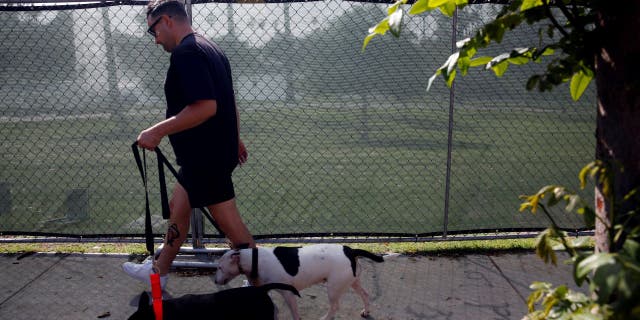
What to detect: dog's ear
<box><xmin>138</xmin><ymin>291</ymin><xmax>151</xmax><ymax>307</ymax></box>
<box><xmin>231</xmin><ymin>251</ymin><xmax>240</xmax><ymax>264</ymax></box>
<box><xmin>128</xmin><ymin>292</ymin><xmax>152</xmax><ymax>320</ymax></box>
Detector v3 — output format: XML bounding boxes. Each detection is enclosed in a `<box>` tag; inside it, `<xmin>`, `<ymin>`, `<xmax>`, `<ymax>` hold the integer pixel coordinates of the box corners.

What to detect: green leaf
<box><xmin>622</xmin><ymin>240</ymin><xmax>640</xmax><ymax>261</ymax></box>
<box><xmin>565</xmin><ymin>290</ymin><xmax>590</xmax><ymax>304</ymax></box>
<box><xmin>571</xmin><ymin>237</ymin><xmax>592</xmax><ymax>249</ymax></box>
<box><xmin>485</xmin><ymin>21</ymin><xmax>507</xmax><ymax>43</ymax></box>
<box><xmin>531</xmin><ymin>46</ymin><xmax>555</xmax><ymax>62</ymax></box>
<box><xmin>429</xmin><ymin>0</ymin><xmax>451</xmax><ymax>7</ymax></box>
<box><xmin>576</xmin><ymin>253</ymin><xmax>616</xmax><ymax>280</ymax></box>
<box><xmin>578</xmin><ymin>162</ymin><xmax>596</xmax><ymax>189</ymax></box>
<box><xmin>491</xmin><ymin>61</ymin><xmax>509</xmax><ymax>77</ymax></box>
<box><xmin>469</xmin><ymin>56</ymin><xmax>492</xmax><ymax>67</ymax></box>
<box><xmin>445</xmin><ymin>69</ymin><xmax>457</xmax><ymax>87</ymax></box>
<box><xmin>461</xmin><ymin>46</ymin><xmax>477</xmax><ymax>61</ymax></box>
<box><xmin>617</xmin><ymin>266</ymin><xmax>637</xmax><ymax>300</ymax></box>
<box><xmin>425</xmin><ymin>68</ymin><xmax>439</xmax><ymax>90</ymax></box>
<box><xmin>438</xmin><ymin>0</ymin><xmax>457</xmax><ymax>17</ymax></box>
<box><xmin>546</xmin><ymin>189</ymin><xmax>561</xmax><ymax>207</ymax></box>
<box><xmin>552</xmin><ymin>285</ymin><xmax>569</xmax><ymax>298</ymax></box>
<box><xmin>581</xmin><ymin>206</ymin><xmax>595</xmax><ymax>228</ymax></box>
<box><xmin>388</xmin><ymin>8</ymin><xmax>404</xmax><ymax>37</ymax></box>
<box><xmin>369</xmin><ymin>18</ymin><xmax>390</xmax><ymax>35</ymax></box>
<box><xmin>508</xmin><ymin>56</ymin><xmax>531</xmax><ymax>65</ymax></box>
<box><xmin>456</xmin><ymin>37</ymin><xmax>471</xmax><ymax>49</ymax></box>
<box><xmin>535</xmin><ymin>229</ymin><xmax>558</xmax><ymax>265</ymax></box>
<box><xmin>458</xmin><ymin>56</ymin><xmax>471</xmax><ymax>76</ymax></box>
<box><xmin>592</xmin><ymin>263</ymin><xmax>621</xmax><ymax>303</ymax></box>
<box><xmin>520</xmin><ymin>0</ymin><xmax>544</xmax><ymax>12</ymax></box>
<box><xmin>446</xmin><ymin>52</ymin><xmax>460</xmax><ymax>75</ymax></box>
<box><xmin>573</xmin><ymin>254</ymin><xmax>589</xmax><ymax>286</ymax></box>
<box><xmin>526</xmin><ymin>75</ymin><xmax>540</xmax><ymax>90</ymax></box>
<box><xmin>409</xmin><ymin>0</ymin><xmax>436</xmax><ymax>15</ymax></box>
<box><xmin>530</xmin><ymin>281</ymin><xmax>552</xmax><ymax>290</ymax></box>
<box><xmin>488</xmin><ymin>52</ymin><xmax>510</xmax><ymax>67</ymax></box>
<box><xmin>362</xmin><ymin>33</ymin><xmax>377</xmax><ymax>52</ymax></box>
<box><xmin>565</xmin><ymin>194</ymin><xmax>581</xmax><ymax>212</ymax></box>
<box><xmin>570</xmin><ymin>70</ymin><xmax>593</xmax><ymax>101</ymax></box>
<box><xmin>552</xmin><ymin>186</ymin><xmax>567</xmax><ymax>199</ymax></box>
<box><xmin>619</xmin><ymin>254</ymin><xmax>640</xmax><ymax>275</ymax></box>
<box><xmin>387</xmin><ymin>0</ymin><xmax>407</xmax><ymax>15</ymax></box>
<box><xmin>362</xmin><ymin>18</ymin><xmax>390</xmax><ymax>51</ymax></box>
<box><xmin>541</xmin><ymin>47</ymin><xmax>555</xmax><ymax>56</ymax></box>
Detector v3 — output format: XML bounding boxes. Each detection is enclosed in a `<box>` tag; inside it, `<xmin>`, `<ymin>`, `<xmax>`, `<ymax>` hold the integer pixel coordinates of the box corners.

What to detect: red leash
<box><xmin>150</xmin><ymin>273</ymin><xmax>163</xmax><ymax>320</ymax></box>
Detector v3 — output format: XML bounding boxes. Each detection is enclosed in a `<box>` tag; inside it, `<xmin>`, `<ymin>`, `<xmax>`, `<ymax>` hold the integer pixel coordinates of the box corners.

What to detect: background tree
<box><xmin>295</xmin><ymin>6</ymin><xmax>430</xmax><ymax>100</ymax></box>
<box><xmin>364</xmin><ymin>0</ymin><xmax>639</xmax><ymax>253</ymax></box>
<box><xmin>363</xmin><ymin>0</ymin><xmax>639</xmax><ymax>317</ymax></box>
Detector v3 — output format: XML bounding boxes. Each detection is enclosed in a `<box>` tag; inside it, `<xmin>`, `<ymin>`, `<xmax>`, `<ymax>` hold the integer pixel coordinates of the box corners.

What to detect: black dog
<box><xmin>128</xmin><ymin>283</ymin><xmax>300</xmax><ymax>320</ymax></box>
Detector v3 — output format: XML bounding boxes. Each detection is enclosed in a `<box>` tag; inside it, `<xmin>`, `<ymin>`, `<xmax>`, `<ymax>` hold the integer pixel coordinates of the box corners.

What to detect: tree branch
<box><xmin>555</xmin><ymin>0</ymin><xmax>581</xmax><ymax>30</ymax></box>
<box><xmin>570</xmin><ymin>0</ymin><xmax>580</xmax><ymax>21</ymax></box>
<box><xmin>542</xmin><ymin>0</ymin><xmax>570</xmax><ymax>38</ymax></box>
<box><xmin>539</xmin><ymin>204</ymin><xmax>578</xmax><ymax>258</ymax></box>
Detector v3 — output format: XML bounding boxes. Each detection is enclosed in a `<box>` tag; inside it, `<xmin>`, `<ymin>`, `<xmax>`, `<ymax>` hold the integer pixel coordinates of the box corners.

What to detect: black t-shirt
<box><xmin>164</xmin><ymin>33</ymin><xmax>238</xmax><ymax>169</ymax></box>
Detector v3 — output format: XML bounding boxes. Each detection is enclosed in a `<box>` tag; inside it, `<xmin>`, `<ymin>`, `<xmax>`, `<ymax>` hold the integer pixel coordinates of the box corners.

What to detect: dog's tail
<box><xmin>351</xmin><ymin>248</ymin><xmax>384</xmax><ymax>263</ymax></box>
<box><xmin>259</xmin><ymin>283</ymin><xmax>301</xmax><ymax>297</ymax></box>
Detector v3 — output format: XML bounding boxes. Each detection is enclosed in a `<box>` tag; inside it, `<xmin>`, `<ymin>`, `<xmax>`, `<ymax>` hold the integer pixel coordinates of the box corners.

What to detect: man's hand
<box><xmin>137</xmin><ymin>127</ymin><xmax>163</xmax><ymax>150</ymax></box>
<box><xmin>238</xmin><ymin>139</ymin><xmax>248</xmax><ymax>165</ymax></box>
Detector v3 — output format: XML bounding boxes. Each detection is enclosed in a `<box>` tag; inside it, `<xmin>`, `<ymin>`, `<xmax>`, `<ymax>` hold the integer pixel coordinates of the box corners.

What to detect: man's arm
<box><xmin>136</xmin><ymin>99</ymin><xmax>217</xmax><ymax>150</ymax></box>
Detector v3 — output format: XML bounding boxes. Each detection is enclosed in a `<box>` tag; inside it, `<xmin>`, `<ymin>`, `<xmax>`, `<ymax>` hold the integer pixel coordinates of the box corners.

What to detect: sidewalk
<box><xmin>0</xmin><ymin>251</ymin><xmax>584</xmax><ymax>319</ymax></box>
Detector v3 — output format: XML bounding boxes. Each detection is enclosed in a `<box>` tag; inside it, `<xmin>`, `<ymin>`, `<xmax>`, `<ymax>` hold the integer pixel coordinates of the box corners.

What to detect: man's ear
<box><xmin>164</xmin><ymin>15</ymin><xmax>174</xmax><ymax>29</ymax></box>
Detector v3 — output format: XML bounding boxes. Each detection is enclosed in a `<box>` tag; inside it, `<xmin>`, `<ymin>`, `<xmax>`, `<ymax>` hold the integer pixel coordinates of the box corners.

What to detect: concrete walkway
<box><xmin>0</xmin><ymin>251</ymin><xmax>584</xmax><ymax>319</ymax></box>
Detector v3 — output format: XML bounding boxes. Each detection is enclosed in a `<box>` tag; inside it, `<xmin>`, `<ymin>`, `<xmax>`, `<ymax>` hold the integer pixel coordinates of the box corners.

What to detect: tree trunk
<box><xmin>594</xmin><ymin>1</ymin><xmax>640</xmax><ymax>253</ymax></box>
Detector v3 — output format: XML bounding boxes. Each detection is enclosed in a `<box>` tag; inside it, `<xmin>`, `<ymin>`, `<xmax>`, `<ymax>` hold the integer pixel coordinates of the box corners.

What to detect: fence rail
<box><xmin>0</xmin><ymin>0</ymin><xmax>595</xmax><ymax>242</ymax></box>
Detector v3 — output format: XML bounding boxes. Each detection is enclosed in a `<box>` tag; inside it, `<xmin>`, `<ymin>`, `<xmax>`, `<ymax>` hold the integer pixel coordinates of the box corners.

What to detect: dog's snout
<box><xmin>214</xmin><ymin>275</ymin><xmax>228</xmax><ymax>285</ymax></box>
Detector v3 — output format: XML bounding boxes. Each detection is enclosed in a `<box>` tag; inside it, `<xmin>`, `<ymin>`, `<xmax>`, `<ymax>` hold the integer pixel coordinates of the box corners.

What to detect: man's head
<box><xmin>146</xmin><ymin>0</ymin><xmax>191</xmax><ymax>52</ymax></box>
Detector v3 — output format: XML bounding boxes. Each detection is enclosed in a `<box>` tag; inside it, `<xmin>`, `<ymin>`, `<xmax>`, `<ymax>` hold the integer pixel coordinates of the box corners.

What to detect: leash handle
<box><xmin>131</xmin><ymin>142</ymin><xmax>154</xmax><ymax>254</ymax></box>
<box><xmin>150</xmin><ymin>273</ymin><xmax>163</xmax><ymax>320</ymax></box>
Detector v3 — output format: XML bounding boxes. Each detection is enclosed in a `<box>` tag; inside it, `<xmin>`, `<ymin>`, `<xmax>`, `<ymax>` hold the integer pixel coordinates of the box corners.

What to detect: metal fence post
<box><xmin>191</xmin><ymin>208</ymin><xmax>205</xmax><ymax>249</ymax></box>
<box><xmin>184</xmin><ymin>0</ymin><xmax>206</xmax><ymax>251</ymax></box>
<box><xmin>443</xmin><ymin>7</ymin><xmax>458</xmax><ymax>239</ymax></box>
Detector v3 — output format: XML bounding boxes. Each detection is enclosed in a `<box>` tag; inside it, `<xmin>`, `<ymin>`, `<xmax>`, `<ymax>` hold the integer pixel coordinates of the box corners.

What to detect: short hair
<box><xmin>147</xmin><ymin>0</ymin><xmax>188</xmax><ymax>21</ymax></box>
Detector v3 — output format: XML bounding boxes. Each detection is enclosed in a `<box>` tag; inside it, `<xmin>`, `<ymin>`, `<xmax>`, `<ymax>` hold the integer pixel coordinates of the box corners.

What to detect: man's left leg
<box><xmin>207</xmin><ymin>198</ymin><xmax>255</xmax><ymax>249</ymax></box>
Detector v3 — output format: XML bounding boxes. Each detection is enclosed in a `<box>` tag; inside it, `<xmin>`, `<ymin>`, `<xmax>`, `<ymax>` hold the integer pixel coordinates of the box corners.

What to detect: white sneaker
<box><xmin>122</xmin><ymin>259</ymin><xmax>168</xmax><ymax>289</ymax></box>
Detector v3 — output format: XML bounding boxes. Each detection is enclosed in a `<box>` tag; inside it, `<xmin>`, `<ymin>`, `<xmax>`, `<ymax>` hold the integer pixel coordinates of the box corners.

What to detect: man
<box><xmin>123</xmin><ymin>0</ymin><xmax>255</xmax><ymax>289</ymax></box>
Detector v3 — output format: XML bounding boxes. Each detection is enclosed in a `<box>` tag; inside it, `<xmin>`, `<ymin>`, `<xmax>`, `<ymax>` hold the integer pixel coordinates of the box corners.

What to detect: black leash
<box><xmin>250</xmin><ymin>248</ymin><xmax>259</xmax><ymax>279</ymax></box>
<box><xmin>236</xmin><ymin>248</ymin><xmax>259</xmax><ymax>280</ymax></box>
<box><xmin>131</xmin><ymin>142</ymin><xmax>226</xmax><ymax>254</ymax></box>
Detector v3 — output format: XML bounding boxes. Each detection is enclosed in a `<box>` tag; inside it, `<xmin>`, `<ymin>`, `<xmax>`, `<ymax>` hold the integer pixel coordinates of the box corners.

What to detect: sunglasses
<box><xmin>147</xmin><ymin>16</ymin><xmax>167</xmax><ymax>38</ymax></box>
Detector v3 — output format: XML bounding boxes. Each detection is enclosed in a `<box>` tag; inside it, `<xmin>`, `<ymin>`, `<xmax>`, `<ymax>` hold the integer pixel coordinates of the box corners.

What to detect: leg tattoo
<box><xmin>166</xmin><ymin>223</ymin><xmax>180</xmax><ymax>247</ymax></box>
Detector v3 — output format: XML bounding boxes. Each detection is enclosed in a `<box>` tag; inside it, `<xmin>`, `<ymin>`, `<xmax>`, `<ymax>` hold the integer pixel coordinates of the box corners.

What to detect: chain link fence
<box><xmin>0</xmin><ymin>0</ymin><xmax>595</xmax><ymax>242</ymax></box>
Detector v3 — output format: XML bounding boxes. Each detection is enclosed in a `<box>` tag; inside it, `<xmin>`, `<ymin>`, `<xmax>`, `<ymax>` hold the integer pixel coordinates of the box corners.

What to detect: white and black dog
<box><xmin>214</xmin><ymin>244</ymin><xmax>384</xmax><ymax>320</ymax></box>
<box><xmin>128</xmin><ymin>283</ymin><xmax>299</xmax><ymax>320</ymax></box>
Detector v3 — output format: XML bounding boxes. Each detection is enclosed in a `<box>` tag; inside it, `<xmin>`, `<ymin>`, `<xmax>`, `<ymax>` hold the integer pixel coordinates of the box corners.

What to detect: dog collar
<box><xmin>238</xmin><ymin>248</ymin><xmax>259</xmax><ymax>279</ymax></box>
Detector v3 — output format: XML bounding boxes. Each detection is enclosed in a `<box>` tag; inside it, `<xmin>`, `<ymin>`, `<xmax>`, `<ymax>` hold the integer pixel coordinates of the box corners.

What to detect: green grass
<box><xmin>0</xmin><ymin>237</ymin><xmax>595</xmax><ymax>256</ymax></box>
<box><xmin>0</xmin><ymin>101</ymin><xmax>595</xmax><ymax>237</ymax></box>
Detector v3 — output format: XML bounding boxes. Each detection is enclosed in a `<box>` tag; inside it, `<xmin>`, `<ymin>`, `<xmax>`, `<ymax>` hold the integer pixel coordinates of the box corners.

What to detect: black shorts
<box><xmin>178</xmin><ymin>165</ymin><xmax>235</xmax><ymax>208</ymax></box>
